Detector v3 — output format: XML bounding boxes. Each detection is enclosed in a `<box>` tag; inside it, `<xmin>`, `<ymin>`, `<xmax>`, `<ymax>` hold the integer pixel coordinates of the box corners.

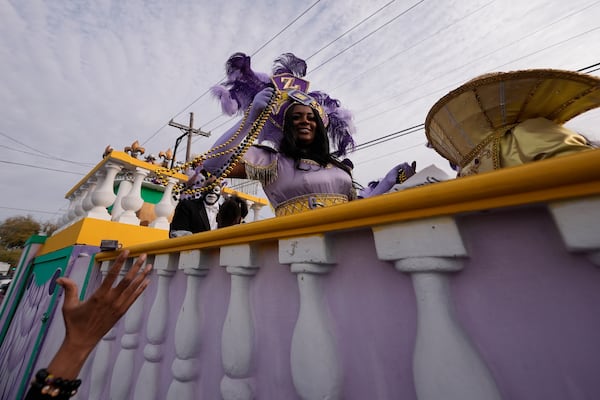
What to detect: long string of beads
<box><xmin>187</xmin><ymin>91</ymin><xmax>277</xmax><ymax>195</ymax></box>
<box><xmin>154</xmin><ymin>90</ymin><xmax>278</xmax><ymax>196</ymax></box>
<box><xmin>153</xmin><ymin>105</ymin><xmax>252</xmax><ymax>184</ymax></box>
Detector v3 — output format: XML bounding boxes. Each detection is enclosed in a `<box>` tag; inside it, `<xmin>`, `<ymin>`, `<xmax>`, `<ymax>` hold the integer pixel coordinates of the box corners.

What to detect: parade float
<box><xmin>1</xmin><ymin>59</ymin><xmax>600</xmax><ymax>399</ymax></box>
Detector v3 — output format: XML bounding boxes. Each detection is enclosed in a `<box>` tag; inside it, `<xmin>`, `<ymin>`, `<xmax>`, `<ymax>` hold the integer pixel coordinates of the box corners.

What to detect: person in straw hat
<box><xmin>425</xmin><ymin>69</ymin><xmax>599</xmax><ymax>177</ymax></box>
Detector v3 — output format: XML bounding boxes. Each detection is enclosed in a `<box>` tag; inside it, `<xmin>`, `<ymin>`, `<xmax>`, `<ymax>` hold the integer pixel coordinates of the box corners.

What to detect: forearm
<box><xmin>204</xmin><ymin>88</ymin><xmax>274</xmax><ymax>176</ymax></box>
<box><xmin>24</xmin><ymin>340</ymin><xmax>89</xmax><ymax>399</ymax></box>
<box><xmin>46</xmin><ymin>340</ymin><xmax>92</xmax><ymax>379</ymax></box>
<box><xmin>203</xmin><ymin>117</ymin><xmax>253</xmax><ymax>176</ymax></box>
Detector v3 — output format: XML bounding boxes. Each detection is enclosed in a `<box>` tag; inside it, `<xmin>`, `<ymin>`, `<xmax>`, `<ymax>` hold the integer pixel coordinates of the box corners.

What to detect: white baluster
<box><xmin>60</xmin><ymin>194</ymin><xmax>76</xmax><ymax>226</ymax></box>
<box><xmin>89</xmin><ymin>162</ymin><xmax>122</xmax><ymax>220</ymax></box>
<box><xmin>373</xmin><ymin>217</ymin><xmax>502</xmax><ymax>400</ymax></box>
<box><xmin>249</xmin><ymin>202</ymin><xmax>263</xmax><ymax>222</ymax></box>
<box><xmin>279</xmin><ymin>235</ymin><xmax>342</xmax><ymax>400</ymax></box>
<box><xmin>166</xmin><ymin>250</ymin><xmax>210</xmax><ymax>400</ymax></box>
<box><xmin>81</xmin><ymin>178</ymin><xmax>98</xmax><ymax>214</ymax></box>
<box><xmin>69</xmin><ymin>187</ymin><xmax>83</xmax><ymax>222</ymax></box>
<box><xmin>134</xmin><ymin>254</ymin><xmax>175</xmax><ymax>400</ymax></box>
<box><xmin>220</xmin><ymin>244</ymin><xmax>258</xmax><ymax>400</ymax></box>
<box><xmin>88</xmin><ymin>261</ymin><xmax>123</xmax><ymax>400</ymax></box>
<box><xmin>65</xmin><ymin>191</ymin><xmax>79</xmax><ymax>222</ymax></box>
<box><xmin>74</xmin><ymin>187</ymin><xmax>89</xmax><ymax>218</ymax></box>
<box><xmin>549</xmin><ymin>196</ymin><xmax>600</xmax><ymax>266</ymax></box>
<box><xmin>150</xmin><ymin>177</ymin><xmax>177</xmax><ymax>230</ymax></box>
<box><xmin>110</xmin><ymin>257</ymin><xmax>148</xmax><ymax>400</ymax></box>
<box><xmin>111</xmin><ymin>177</ymin><xmax>133</xmax><ymax>221</ymax></box>
<box><xmin>116</xmin><ymin>167</ymin><xmax>150</xmax><ymax>225</ymax></box>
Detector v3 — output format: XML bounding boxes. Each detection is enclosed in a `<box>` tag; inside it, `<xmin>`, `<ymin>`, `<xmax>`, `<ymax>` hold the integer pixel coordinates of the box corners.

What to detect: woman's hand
<box><xmin>361</xmin><ymin>161</ymin><xmax>417</xmax><ymax>198</ymax></box>
<box><xmin>46</xmin><ymin>250</ymin><xmax>152</xmax><ymax>379</ymax></box>
<box><xmin>249</xmin><ymin>87</ymin><xmax>275</xmax><ymax>119</ymax></box>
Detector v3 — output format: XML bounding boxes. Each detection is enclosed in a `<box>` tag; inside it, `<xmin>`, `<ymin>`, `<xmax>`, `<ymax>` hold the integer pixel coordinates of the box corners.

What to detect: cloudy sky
<box><xmin>1</xmin><ymin>0</ymin><xmax>599</xmax><ymax>223</ymax></box>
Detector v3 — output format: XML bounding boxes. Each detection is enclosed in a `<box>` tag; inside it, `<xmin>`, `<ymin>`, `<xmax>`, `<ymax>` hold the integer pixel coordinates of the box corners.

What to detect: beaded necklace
<box><xmin>155</xmin><ymin>91</ymin><xmax>277</xmax><ymax>197</ymax></box>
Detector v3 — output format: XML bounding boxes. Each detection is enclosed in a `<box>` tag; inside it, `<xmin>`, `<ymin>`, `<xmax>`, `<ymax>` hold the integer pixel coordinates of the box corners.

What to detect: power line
<box><xmin>305</xmin><ymin>0</ymin><xmax>396</xmax><ymax>61</ymax></box>
<box><xmin>329</xmin><ymin>0</ymin><xmax>497</xmax><ymax>92</ymax></box>
<box><xmin>251</xmin><ymin>0</ymin><xmax>321</xmax><ymax>57</ymax></box>
<box><xmin>354</xmin><ymin>141</ymin><xmax>427</xmax><ymax>167</ymax></box>
<box><xmin>141</xmin><ymin>87</ymin><xmax>216</xmax><ymax>146</ymax></box>
<box><xmin>354</xmin><ymin>25</ymin><xmax>600</xmax><ymax>125</ymax></box>
<box><xmin>585</xmin><ymin>66</ymin><xmax>600</xmax><ymax>74</ymax></box>
<box><xmin>308</xmin><ymin>0</ymin><xmax>426</xmax><ymax>74</ymax></box>
<box><xmin>353</xmin><ymin>124</ymin><xmax>424</xmax><ymax>151</ymax></box>
<box><xmin>578</xmin><ymin>61</ymin><xmax>600</xmax><ymax>72</ymax></box>
<box><xmin>184</xmin><ymin>115</ymin><xmax>238</xmax><ymax>155</ymax></box>
<box><xmin>342</xmin><ymin>1</ymin><xmax>600</xmax><ymax>118</ymax></box>
<box><xmin>202</xmin><ymin>112</ymin><xmax>229</xmax><ymax>130</ymax></box>
<box><xmin>0</xmin><ymin>160</ymin><xmax>86</xmax><ymax>175</ymax></box>
<box><xmin>0</xmin><ymin>130</ymin><xmax>92</xmax><ymax>167</ymax></box>
<box><xmin>0</xmin><ymin>206</ymin><xmax>62</xmax><ymax>216</ymax></box>
<box><xmin>350</xmin><ymin>63</ymin><xmax>600</xmax><ymax>166</ymax></box>
<box><xmin>494</xmin><ymin>26</ymin><xmax>600</xmax><ymax>70</ymax></box>
<box><xmin>0</xmin><ymin>144</ymin><xmax>95</xmax><ymax>167</ymax></box>
<box><xmin>0</xmin><ymin>130</ymin><xmax>53</xmax><ymax>157</ymax></box>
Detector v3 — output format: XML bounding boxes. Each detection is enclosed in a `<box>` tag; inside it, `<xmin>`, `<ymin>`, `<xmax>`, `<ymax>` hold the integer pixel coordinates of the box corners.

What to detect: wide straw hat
<box><xmin>425</xmin><ymin>69</ymin><xmax>600</xmax><ymax>167</ymax></box>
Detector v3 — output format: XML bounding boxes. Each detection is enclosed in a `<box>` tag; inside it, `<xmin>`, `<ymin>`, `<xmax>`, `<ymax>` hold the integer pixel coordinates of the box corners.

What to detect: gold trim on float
<box><xmin>97</xmin><ymin>149</ymin><xmax>600</xmax><ymax>261</ymax></box>
<box><xmin>39</xmin><ymin>218</ymin><xmax>168</xmax><ymax>256</ymax></box>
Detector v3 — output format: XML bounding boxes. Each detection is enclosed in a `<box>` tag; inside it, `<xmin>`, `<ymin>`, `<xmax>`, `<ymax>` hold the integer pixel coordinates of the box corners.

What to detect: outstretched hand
<box><xmin>45</xmin><ymin>250</ymin><xmax>152</xmax><ymax>379</ymax></box>
<box><xmin>58</xmin><ymin>250</ymin><xmax>152</xmax><ymax>351</ymax></box>
<box><xmin>360</xmin><ymin>161</ymin><xmax>417</xmax><ymax>198</ymax></box>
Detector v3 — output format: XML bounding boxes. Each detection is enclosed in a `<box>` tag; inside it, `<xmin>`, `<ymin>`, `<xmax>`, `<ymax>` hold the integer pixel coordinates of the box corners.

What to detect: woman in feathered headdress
<box><xmin>203</xmin><ymin>52</ymin><xmax>365</xmax><ymax>216</ymax></box>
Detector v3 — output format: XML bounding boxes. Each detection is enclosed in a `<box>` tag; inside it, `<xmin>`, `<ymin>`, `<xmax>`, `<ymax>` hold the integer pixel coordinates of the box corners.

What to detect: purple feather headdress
<box><xmin>210</xmin><ymin>52</ymin><xmax>270</xmax><ymax>115</ymax></box>
<box><xmin>309</xmin><ymin>91</ymin><xmax>355</xmax><ymax>156</ymax></box>
<box><xmin>272</xmin><ymin>53</ymin><xmax>307</xmax><ymax>77</ymax></box>
<box><xmin>211</xmin><ymin>52</ymin><xmax>356</xmax><ymax>156</ymax></box>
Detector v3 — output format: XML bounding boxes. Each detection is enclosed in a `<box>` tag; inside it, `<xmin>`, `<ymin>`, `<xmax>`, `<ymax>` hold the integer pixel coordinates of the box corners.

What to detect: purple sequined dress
<box><xmin>244</xmin><ymin>144</ymin><xmax>354</xmax><ymax>216</ymax></box>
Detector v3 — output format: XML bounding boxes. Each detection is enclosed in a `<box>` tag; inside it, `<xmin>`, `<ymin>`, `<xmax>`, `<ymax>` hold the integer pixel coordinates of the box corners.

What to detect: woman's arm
<box><xmin>203</xmin><ymin>88</ymin><xmax>274</xmax><ymax>179</ymax></box>
<box><xmin>359</xmin><ymin>162</ymin><xmax>417</xmax><ymax>198</ymax></box>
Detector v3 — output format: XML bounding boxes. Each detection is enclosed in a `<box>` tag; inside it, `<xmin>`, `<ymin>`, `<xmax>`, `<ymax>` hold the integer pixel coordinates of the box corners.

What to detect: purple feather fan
<box><xmin>211</xmin><ymin>52</ymin><xmax>270</xmax><ymax>115</ymax></box>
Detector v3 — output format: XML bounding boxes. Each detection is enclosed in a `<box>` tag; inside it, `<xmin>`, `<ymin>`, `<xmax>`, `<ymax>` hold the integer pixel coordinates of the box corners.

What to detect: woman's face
<box><xmin>289</xmin><ymin>105</ymin><xmax>317</xmax><ymax>147</ymax></box>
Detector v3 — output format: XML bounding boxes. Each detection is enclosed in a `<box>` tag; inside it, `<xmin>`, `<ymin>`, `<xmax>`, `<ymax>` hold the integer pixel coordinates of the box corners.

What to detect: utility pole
<box><xmin>168</xmin><ymin>112</ymin><xmax>211</xmax><ymax>168</ymax></box>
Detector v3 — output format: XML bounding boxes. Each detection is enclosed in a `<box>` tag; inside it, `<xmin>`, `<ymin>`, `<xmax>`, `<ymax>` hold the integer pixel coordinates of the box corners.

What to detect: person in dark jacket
<box><xmin>216</xmin><ymin>195</ymin><xmax>249</xmax><ymax>228</ymax></box>
<box><xmin>169</xmin><ymin>185</ymin><xmax>221</xmax><ymax>237</ymax></box>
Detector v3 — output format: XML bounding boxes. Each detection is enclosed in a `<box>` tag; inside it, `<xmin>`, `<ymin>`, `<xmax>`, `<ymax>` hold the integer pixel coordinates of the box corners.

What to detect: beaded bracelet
<box><xmin>30</xmin><ymin>369</ymin><xmax>81</xmax><ymax>398</ymax></box>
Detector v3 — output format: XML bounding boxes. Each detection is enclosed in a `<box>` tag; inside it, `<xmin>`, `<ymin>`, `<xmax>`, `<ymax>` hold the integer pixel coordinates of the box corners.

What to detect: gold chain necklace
<box><xmin>154</xmin><ymin>91</ymin><xmax>279</xmax><ymax>196</ymax></box>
